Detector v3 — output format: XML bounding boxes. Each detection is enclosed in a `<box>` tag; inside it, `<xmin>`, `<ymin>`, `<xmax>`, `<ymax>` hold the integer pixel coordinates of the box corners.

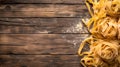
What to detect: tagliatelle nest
<box><xmin>91</xmin><ymin>17</ymin><xmax>118</xmax><ymax>39</ymax></box>
<box><xmin>78</xmin><ymin>37</ymin><xmax>120</xmax><ymax>67</ymax></box>
<box><xmin>78</xmin><ymin>0</ymin><xmax>120</xmax><ymax>67</ymax></box>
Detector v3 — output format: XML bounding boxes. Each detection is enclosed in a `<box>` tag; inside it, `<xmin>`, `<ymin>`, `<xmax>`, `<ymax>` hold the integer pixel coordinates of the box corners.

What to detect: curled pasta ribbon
<box><xmin>95</xmin><ymin>40</ymin><xmax>119</xmax><ymax>62</ymax></box>
<box><xmin>78</xmin><ymin>38</ymin><xmax>120</xmax><ymax>67</ymax></box>
<box><xmin>91</xmin><ymin>17</ymin><xmax>118</xmax><ymax>39</ymax></box>
<box><xmin>84</xmin><ymin>17</ymin><xmax>118</xmax><ymax>39</ymax></box>
<box><xmin>78</xmin><ymin>0</ymin><xmax>120</xmax><ymax>67</ymax></box>
<box><xmin>88</xmin><ymin>0</ymin><xmax>120</xmax><ymax>17</ymax></box>
<box><xmin>81</xmin><ymin>55</ymin><xmax>108</xmax><ymax>67</ymax></box>
<box><xmin>83</xmin><ymin>0</ymin><xmax>120</xmax><ymax>39</ymax></box>
<box><xmin>118</xmin><ymin>18</ymin><xmax>120</xmax><ymax>39</ymax></box>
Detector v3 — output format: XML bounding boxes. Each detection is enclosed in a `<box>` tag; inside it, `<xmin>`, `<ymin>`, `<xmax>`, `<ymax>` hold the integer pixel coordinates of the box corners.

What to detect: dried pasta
<box><xmin>78</xmin><ymin>0</ymin><xmax>120</xmax><ymax>67</ymax></box>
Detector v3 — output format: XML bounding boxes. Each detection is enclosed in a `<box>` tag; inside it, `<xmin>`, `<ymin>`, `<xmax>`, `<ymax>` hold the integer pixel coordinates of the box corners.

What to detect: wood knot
<box><xmin>5</xmin><ymin>5</ymin><xmax>11</xmax><ymax>10</ymax></box>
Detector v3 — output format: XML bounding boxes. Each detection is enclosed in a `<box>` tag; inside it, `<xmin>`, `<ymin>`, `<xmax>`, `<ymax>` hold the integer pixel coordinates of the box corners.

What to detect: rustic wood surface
<box><xmin>0</xmin><ymin>4</ymin><xmax>89</xmax><ymax>17</ymax></box>
<box><xmin>0</xmin><ymin>0</ymin><xmax>89</xmax><ymax>67</ymax></box>
<box><xmin>0</xmin><ymin>55</ymin><xmax>83</xmax><ymax>67</ymax></box>
<box><xmin>0</xmin><ymin>18</ymin><xmax>88</xmax><ymax>34</ymax></box>
<box><xmin>0</xmin><ymin>0</ymin><xmax>84</xmax><ymax>4</ymax></box>
<box><xmin>0</xmin><ymin>34</ymin><xmax>89</xmax><ymax>54</ymax></box>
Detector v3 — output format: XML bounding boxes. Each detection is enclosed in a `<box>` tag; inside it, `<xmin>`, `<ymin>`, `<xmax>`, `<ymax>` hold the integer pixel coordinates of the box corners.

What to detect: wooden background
<box><xmin>0</xmin><ymin>0</ymin><xmax>90</xmax><ymax>67</ymax></box>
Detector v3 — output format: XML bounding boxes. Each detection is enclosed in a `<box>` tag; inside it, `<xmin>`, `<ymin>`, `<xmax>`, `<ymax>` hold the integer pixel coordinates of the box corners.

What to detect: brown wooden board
<box><xmin>0</xmin><ymin>4</ymin><xmax>89</xmax><ymax>17</ymax></box>
<box><xmin>0</xmin><ymin>34</ymin><xmax>89</xmax><ymax>54</ymax></box>
<box><xmin>0</xmin><ymin>18</ymin><xmax>89</xmax><ymax>27</ymax></box>
<box><xmin>0</xmin><ymin>55</ymin><xmax>83</xmax><ymax>67</ymax></box>
<box><xmin>0</xmin><ymin>0</ymin><xmax>89</xmax><ymax>67</ymax></box>
<box><xmin>0</xmin><ymin>26</ymin><xmax>88</xmax><ymax>34</ymax></box>
<box><xmin>0</xmin><ymin>0</ymin><xmax>84</xmax><ymax>4</ymax></box>
<box><xmin>0</xmin><ymin>18</ymin><xmax>88</xmax><ymax>34</ymax></box>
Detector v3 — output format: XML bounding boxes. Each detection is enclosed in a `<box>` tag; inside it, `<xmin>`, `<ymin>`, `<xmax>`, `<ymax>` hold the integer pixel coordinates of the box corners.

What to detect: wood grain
<box><xmin>0</xmin><ymin>4</ymin><xmax>89</xmax><ymax>17</ymax></box>
<box><xmin>0</xmin><ymin>4</ymin><xmax>86</xmax><ymax>11</ymax></box>
<box><xmin>0</xmin><ymin>18</ymin><xmax>88</xmax><ymax>34</ymax></box>
<box><xmin>0</xmin><ymin>55</ymin><xmax>83</xmax><ymax>67</ymax></box>
<box><xmin>0</xmin><ymin>0</ymin><xmax>84</xmax><ymax>4</ymax></box>
<box><xmin>0</xmin><ymin>0</ymin><xmax>89</xmax><ymax>67</ymax></box>
<box><xmin>0</xmin><ymin>25</ymin><xmax>88</xmax><ymax>34</ymax></box>
<box><xmin>0</xmin><ymin>34</ymin><xmax>89</xmax><ymax>54</ymax></box>
<box><xmin>0</xmin><ymin>18</ymin><xmax>89</xmax><ymax>27</ymax></box>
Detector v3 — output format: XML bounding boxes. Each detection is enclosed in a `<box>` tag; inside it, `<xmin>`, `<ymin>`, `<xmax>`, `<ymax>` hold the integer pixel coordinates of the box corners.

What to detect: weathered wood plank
<box><xmin>0</xmin><ymin>34</ymin><xmax>89</xmax><ymax>54</ymax></box>
<box><xmin>0</xmin><ymin>18</ymin><xmax>89</xmax><ymax>27</ymax></box>
<box><xmin>0</xmin><ymin>0</ymin><xmax>84</xmax><ymax>4</ymax></box>
<box><xmin>0</xmin><ymin>4</ymin><xmax>89</xmax><ymax>17</ymax></box>
<box><xmin>0</xmin><ymin>18</ymin><xmax>88</xmax><ymax>33</ymax></box>
<box><xmin>0</xmin><ymin>25</ymin><xmax>88</xmax><ymax>34</ymax></box>
<box><xmin>0</xmin><ymin>55</ymin><xmax>83</xmax><ymax>67</ymax></box>
<box><xmin>0</xmin><ymin>4</ymin><xmax>87</xmax><ymax>11</ymax></box>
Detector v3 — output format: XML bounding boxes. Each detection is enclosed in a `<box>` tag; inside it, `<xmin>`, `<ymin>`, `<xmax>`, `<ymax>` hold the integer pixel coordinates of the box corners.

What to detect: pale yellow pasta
<box><xmin>78</xmin><ymin>37</ymin><xmax>120</xmax><ymax>67</ymax></box>
<box><xmin>78</xmin><ymin>0</ymin><xmax>120</xmax><ymax>67</ymax></box>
